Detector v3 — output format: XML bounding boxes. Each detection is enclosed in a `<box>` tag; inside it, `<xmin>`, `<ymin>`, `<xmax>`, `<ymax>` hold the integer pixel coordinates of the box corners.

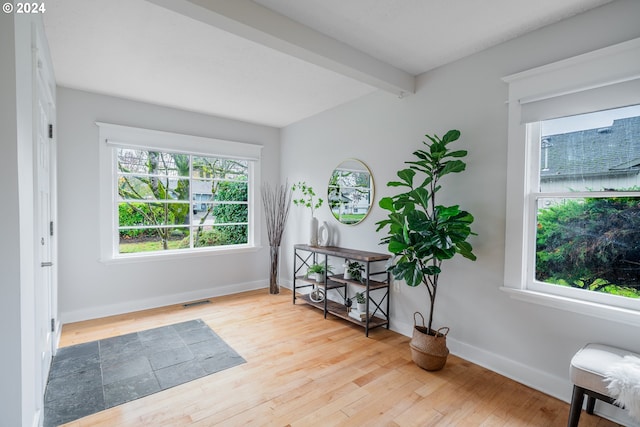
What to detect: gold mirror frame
<box><xmin>328</xmin><ymin>159</ymin><xmax>374</xmax><ymax>225</ymax></box>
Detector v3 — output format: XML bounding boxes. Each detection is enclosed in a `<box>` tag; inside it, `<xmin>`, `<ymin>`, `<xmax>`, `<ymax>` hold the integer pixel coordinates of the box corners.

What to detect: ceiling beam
<box><xmin>146</xmin><ymin>0</ymin><xmax>415</xmax><ymax>97</ymax></box>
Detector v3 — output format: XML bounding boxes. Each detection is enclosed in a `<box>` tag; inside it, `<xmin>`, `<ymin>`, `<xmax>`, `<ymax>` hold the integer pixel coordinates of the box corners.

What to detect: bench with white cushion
<box><xmin>569</xmin><ymin>343</ymin><xmax>640</xmax><ymax>426</ymax></box>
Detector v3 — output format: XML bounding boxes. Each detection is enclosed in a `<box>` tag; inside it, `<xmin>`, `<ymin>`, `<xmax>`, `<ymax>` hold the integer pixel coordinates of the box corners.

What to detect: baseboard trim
<box><xmin>32</xmin><ymin>410</ymin><xmax>40</xmax><ymax>427</ymax></box>
<box><xmin>447</xmin><ymin>337</ymin><xmax>570</xmax><ymax>400</ymax></box>
<box><xmin>59</xmin><ymin>280</ymin><xmax>267</xmax><ymax>324</ymax></box>
<box><xmin>53</xmin><ymin>319</ymin><xmax>62</xmax><ymax>354</ymax></box>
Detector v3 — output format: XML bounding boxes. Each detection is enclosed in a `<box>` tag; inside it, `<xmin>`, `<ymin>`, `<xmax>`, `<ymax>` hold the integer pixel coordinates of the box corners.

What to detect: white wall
<box><xmin>56</xmin><ymin>88</ymin><xmax>280</xmax><ymax>322</ymax></box>
<box><xmin>0</xmin><ymin>13</ymin><xmax>24</xmax><ymax>427</ymax></box>
<box><xmin>280</xmin><ymin>0</ymin><xmax>640</xmax><ymax>423</ymax></box>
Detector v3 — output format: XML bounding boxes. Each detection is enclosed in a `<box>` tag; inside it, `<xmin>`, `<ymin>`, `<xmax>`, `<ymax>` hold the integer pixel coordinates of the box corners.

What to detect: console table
<box><xmin>292</xmin><ymin>244</ymin><xmax>391</xmax><ymax>336</ymax></box>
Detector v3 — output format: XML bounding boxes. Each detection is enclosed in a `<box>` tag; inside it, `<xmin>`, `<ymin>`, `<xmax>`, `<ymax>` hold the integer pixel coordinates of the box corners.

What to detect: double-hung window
<box><xmin>98</xmin><ymin>123</ymin><xmax>262</xmax><ymax>260</ymax></box>
<box><xmin>502</xmin><ymin>38</ymin><xmax>640</xmax><ymax>325</ymax></box>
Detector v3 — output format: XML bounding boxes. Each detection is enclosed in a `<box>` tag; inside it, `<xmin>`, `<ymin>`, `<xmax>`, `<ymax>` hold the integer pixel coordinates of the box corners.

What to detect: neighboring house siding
<box><xmin>540</xmin><ymin>116</ymin><xmax>640</xmax><ymax>192</ymax></box>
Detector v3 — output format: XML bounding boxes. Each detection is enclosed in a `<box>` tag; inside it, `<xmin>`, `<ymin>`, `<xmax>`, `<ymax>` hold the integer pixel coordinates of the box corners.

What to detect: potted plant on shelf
<box><xmin>354</xmin><ymin>292</ymin><xmax>366</xmax><ymax>313</ymax></box>
<box><xmin>292</xmin><ymin>181</ymin><xmax>324</xmax><ymax>246</ymax></box>
<box><xmin>307</xmin><ymin>263</ymin><xmax>333</xmax><ymax>282</ymax></box>
<box><xmin>343</xmin><ymin>260</ymin><xmax>365</xmax><ymax>282</ymax></box>
<box><xmin>376</xmin><ymin>129</ymin><xmax>477</xmax><ymax>371</ymax></box>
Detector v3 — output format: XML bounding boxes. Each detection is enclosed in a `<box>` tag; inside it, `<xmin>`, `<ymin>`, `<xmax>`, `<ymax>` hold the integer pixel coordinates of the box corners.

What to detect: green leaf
<box><xmin>379</xmin><ymin>197</ymin><xmax>395</xmax><ymax>211</ymax></box>
<box><xmin>402</xmin><ymin>221</ymin><xmax>410</xmax><ymax>244</ymax></box>
<box><xmin>455</xmin><ymin>211</ymin><xmax>475</xmax><ymax>224</ymax></box>
<box><xmin>392</xmin><ymin>261</ymin><xmax>423</xmax><ymax>287</ymax></box>
<box><xmin>375</xmin><ymin>219</ymin><xmax>390</xmax><ymax>232</ymax></box>
<box><xmin>411</xmin><ymin>187</ymin><xmax>430</xmax><ymax>210</ymax></box>
<box><xmin>455</xmin><ymin>240</ymin><xmax>476</xmax><ymax>260</ymax></box>
<box><xmin>442</xmin><ymin>130</ymin><xmax>461</xmax><ymax>144</ymax></box>
<box><xmin>446</xmin><ymin>150</ymin><xmax>467</xmax><ymax>158</ymax></box>
<box><xmin>459</xmin><ymin>250</ymin><xmax>477</xmax><ymax>261</ymax></box>
<box><xmin>412</xmin><ymin>150</ymin><xmax>431</xmax><ymax>161</ymax></box>
<box><xmin>424</xmin><ymin>134</ymin><xmax>438</xmax><ymax>145</ymax></box>
<box><xmin>439</xmin><ymin>160</ymin><xmax>466</xmax><ymax>176</ymax></box>
<box><xmin>416</xmin><ymin>175</ymin><xmax>434</xmax><ymax>189</ymax></box>
<box><xmin>407</xmin><ymin>209</ymin><xmax>429</xmax><ymax>232</ymax></box>
<box><xmin>430</xmin><ymin>141</ymin><xmax>445</xmax><ymax>157</ymax></box>
<box><xmin>436</xmin><ymin>205</ymin><xmax>461</xmax><ymax>219</ymax></box>
<box><xmin>423</xmin><ymin>265</ymin><xmax>441</xmax><ymax>276</ymax></box>
<box><xmin>397</xmin><ymin>169</ymin><xmax>415</xmax><ymax>187</ymax></box>
<box><xmin>406</xmin><ymin>161</ymin><xmax>432</xmax><ymax>171</ymax></box>
<box><xmin>430</xmin><ymin>246</ymin><xmax>453</xmax><ymax>260</ymax></box>
<box><xmin>393</xmin><ymin>194</ymin><xmax>413</xmax><ymax>212</ymax></box>
<box><xmin>388</xmin><ymin>240</ymin><xmax>409</xmax><ymax>254</ymax></box>
<box><xmin>388</xmin><ymin>212</ymin><xmax>406</xmax><ymax>234</ymax></box>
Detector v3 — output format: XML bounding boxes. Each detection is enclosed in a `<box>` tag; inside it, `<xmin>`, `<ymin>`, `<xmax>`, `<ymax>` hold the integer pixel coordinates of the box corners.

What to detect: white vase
<box><xmin>318</xmin><ymin>221</ymin><xmax>331</xmax><ymax>246</ymax></box>
<box><xmin>309</xmin><ymin>216</ymin><xmax>318</xmax><ymax>246</ymax></box>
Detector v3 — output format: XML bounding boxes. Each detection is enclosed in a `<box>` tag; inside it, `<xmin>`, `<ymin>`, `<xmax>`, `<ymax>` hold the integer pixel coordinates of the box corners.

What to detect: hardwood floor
<box><xmin>58</xmin><ymin>289</ymin><xmax>619</xmax><ymax>426</ymax></box>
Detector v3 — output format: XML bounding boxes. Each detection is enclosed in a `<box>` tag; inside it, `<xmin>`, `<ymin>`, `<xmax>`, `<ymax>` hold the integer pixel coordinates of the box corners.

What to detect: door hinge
<box><xmin>48</xmin><ymin>124</ymin><xmax>53</xmax><ymax>139</ymax></box>
<box><xmin>50</xmin><ymin>221</ymin><xmax>53</xmax><ymax>236</ymax></box>
<box><xmin>50</xmin><ymin>318</ymin><xmax>55</xmax><ymax>333</ymax></box>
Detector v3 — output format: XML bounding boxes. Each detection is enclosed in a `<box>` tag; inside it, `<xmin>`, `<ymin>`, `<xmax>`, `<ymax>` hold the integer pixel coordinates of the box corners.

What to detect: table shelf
<box><xmin>293</xmin><ymin>244</ymin><xmax>391</xmax><ymax>336</ymax></box>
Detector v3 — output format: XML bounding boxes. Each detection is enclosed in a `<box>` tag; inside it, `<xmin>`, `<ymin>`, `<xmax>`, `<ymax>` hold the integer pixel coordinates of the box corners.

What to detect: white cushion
<box><xmin>570</xmin><ymin>343</ymin><xmax>640</xmax><ymax>396</ymax></box>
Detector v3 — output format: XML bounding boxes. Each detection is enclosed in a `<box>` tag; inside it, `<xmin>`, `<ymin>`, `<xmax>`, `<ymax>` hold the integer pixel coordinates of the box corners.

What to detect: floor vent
<box><xmin>183</xmin><ymin>299</ymin><xmax>211</xmax><ymax>308</ymax></box>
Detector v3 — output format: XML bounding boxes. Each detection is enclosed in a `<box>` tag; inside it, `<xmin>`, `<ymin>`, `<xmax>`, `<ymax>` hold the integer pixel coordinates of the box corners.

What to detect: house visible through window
<box><xmin>533</xmin><ymin>106</ymin><xmax>640</xmax><ymax>301</ymax></box>
<box><xmin>97</xmin><ymin>122</ymin><xmax>262</xmax><ymax>260</ymax></box>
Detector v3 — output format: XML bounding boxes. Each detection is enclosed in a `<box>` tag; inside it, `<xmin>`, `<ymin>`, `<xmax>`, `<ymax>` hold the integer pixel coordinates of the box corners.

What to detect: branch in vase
<box><xmin>261</xmin><ymin>181</ymin><xmax>293</xmax><ymax>247</ymax></box>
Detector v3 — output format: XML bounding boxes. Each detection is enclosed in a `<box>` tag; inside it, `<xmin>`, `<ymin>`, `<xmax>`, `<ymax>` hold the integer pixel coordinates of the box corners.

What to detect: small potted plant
<box><xmin>345</xmin><ymin>261</ymin><xmax>365</xmax><ymax>283</ymax></box>
<box><xmin>307</xmin><ymin>263</ymin><xmax>333</xmax><ymax>282</ymax></box>
<box><xmin>354</xmin><ymin>292</ymin><xmax>366</xmax><ymax>313</ymax></box>
<box><xmin>342</xmin><ymin>260</ymin><xmax>352</xmax><ymax>280</ymax></box>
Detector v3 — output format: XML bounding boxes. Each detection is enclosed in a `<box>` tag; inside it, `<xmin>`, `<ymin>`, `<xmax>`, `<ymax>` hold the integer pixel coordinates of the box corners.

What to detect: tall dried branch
<box><xmin>261</xmin><ymin>181</ymin><xmax>292</xmax><ymax>247</ymax></box>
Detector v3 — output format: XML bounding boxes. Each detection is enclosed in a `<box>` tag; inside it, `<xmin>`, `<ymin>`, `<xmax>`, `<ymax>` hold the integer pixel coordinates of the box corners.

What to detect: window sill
<box><xmin>100</xmin><ymin>244</ymin><xmax>261</xmax><ymax>264</ymax></box>
<box><xmin>500</xmin><ymin>287</ymin><xmax>640</xmax><ymax>327</ymax></box>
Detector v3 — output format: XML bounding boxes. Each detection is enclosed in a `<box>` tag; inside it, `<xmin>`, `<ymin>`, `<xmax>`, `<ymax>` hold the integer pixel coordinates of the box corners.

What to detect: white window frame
<box><xmin>502</xmin><ymin>38</ymin><xmax>640</xmax><ymax>327</ymax></box>
<box><xmin>97</xmin><ymin>122</ymin><xmax>262</xmax><ymax>262</ymax></box>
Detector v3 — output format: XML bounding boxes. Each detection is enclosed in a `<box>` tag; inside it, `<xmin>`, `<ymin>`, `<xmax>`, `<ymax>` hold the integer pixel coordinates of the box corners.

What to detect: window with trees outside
<box><xmin>503</xmin><ymin>38</ymin><xmax>640</xmax><ymax>324</ymax></box>
<box><xmin>98</xmin><ymin>123</ymin><xmax>261</xmax><ymax>259</ymax></box>
<box><xmin>117</xmin><ymin>150</ymin><xmax>249</xmax><ymax>254</ymax></box>
<box><xmin>534</xmin><ymin>106</ymin><xmax>640</xmax><ymax>300</ymax></box>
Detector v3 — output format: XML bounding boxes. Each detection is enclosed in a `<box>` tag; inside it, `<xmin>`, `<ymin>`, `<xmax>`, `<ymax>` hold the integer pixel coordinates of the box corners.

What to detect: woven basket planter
<box><xmin>409</xmin><ymin>312</ymin><xmax>450</xmax><ymax>371</ymax></box>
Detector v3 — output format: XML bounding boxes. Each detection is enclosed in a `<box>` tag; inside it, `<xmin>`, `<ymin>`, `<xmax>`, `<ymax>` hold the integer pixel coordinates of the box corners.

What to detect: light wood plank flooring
<box><xmin>58</xmin><ymin>289</ymin><xmax>619</xmax><ymax>426</ymax></box>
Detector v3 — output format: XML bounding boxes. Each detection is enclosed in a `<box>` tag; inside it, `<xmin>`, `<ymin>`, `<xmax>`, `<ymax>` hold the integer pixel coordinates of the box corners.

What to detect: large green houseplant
<box><xmin>376</xmin><ymin>129</ymin><xmax>476</xmax><ymax>370</ymax></box>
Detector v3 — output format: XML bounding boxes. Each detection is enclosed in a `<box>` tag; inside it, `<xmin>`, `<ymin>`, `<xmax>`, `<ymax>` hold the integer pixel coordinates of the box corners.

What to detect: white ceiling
<box><xmin>43</xmin><ymin>0</ymin><xmax>613</xmax><ymax>128</ymax></box>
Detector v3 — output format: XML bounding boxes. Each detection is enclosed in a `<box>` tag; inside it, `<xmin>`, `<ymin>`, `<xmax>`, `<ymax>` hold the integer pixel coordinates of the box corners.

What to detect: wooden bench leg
<box><xmin>586</xmin><ymin>395</ymin><xmax>596</xmax><ymax>414</ymax></box>
<box><xmin>568</xmin><ymin>385</ymin><xmax>585</xmax><ymax>427</ymax></box>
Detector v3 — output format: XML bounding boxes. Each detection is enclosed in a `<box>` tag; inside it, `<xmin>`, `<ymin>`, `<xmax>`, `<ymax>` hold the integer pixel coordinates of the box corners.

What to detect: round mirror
<box><xmin>328</xmin><ymin>159</ymin><xmax>374</xmax><ymax>225</ymax></box>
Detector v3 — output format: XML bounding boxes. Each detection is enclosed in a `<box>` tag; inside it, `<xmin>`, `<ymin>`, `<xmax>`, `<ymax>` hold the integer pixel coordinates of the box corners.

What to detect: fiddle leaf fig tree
<box><xmin>376</xmin><ymin>130</ymin><xmax>477</xmax><ymax>333</ymax></box>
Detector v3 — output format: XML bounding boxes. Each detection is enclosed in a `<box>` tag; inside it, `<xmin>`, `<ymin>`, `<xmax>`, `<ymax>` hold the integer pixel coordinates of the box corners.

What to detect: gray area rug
<box><xmin>44</xmin><ymin>319</ymin><xmax>245</xmax><ymax>427</ymax></box>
